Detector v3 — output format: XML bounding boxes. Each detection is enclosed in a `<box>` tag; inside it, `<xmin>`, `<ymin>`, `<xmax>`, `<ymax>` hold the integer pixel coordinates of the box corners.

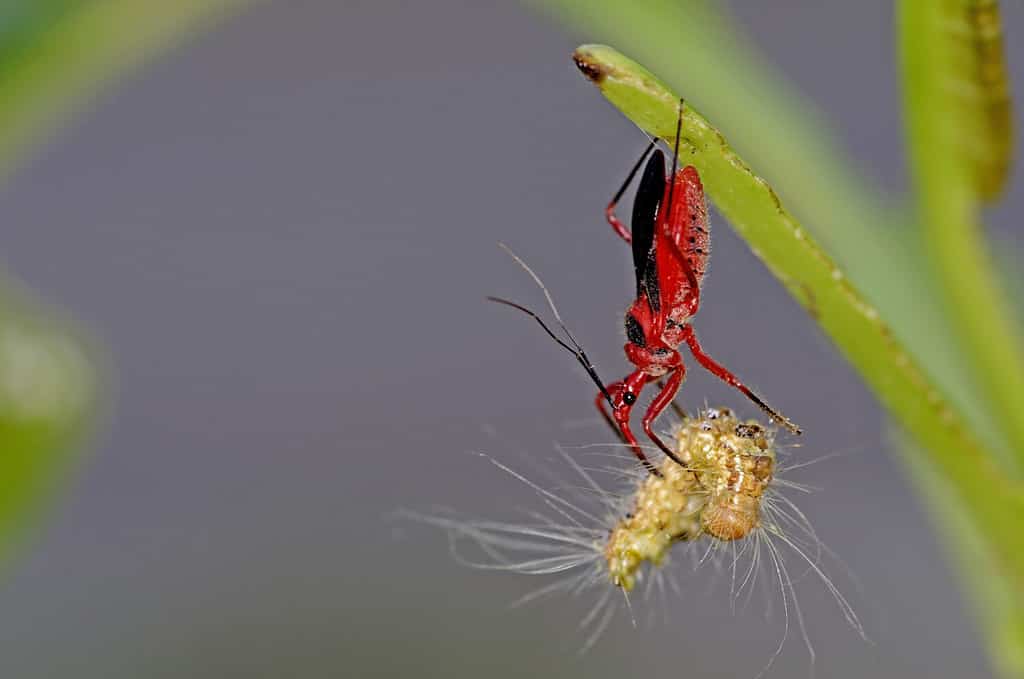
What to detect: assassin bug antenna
<box><xmin>664</xmin><ymin>97</ymin><xmax>685</xmax><ymax>227</ymax></box>
<box><xmin>487</xmin><ymin>243</ymin><xmax>617</xmax><ymax>414</ymax></box>
<box><xmin>487</xmin><ymin>294</ymin><xmax>615</xmax><ymax>410</ymax></box>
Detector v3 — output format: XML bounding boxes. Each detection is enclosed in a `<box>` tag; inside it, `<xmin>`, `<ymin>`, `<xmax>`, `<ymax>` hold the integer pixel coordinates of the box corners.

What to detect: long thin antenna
<box><xmin>497</xmin><ymin>242</ymin><xmax>573</xmax><ymax>336</ymax></box>
<box><xmin>663</xmin><ymin>98</ymin><xmax>686</xmax><ymax>217</ymax></box>
<box><xmin>610</xmin><ymin>140</ymin><xmax>656</xmax><ymax>206</ymax></box>
<box><xmin>489</xmin><ymin>243</ymin><xmax>614</xmax><ymax>406</ymax></box>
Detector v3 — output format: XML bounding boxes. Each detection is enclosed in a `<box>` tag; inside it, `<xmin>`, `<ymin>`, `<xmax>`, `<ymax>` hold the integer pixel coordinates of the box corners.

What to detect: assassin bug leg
<box><xmin>657</xmin><ymin>377</ymin><xmax>689</xmax><ymax>421</ymax></box>
<box><xmin>594</xmin><ymin>392</ymin><xmax>659</xmax><ymax>476</ymax></box>
<box><xmin>680</xmin><ymin>325</ymin><xmax>802</xmax><ymax>435</ymax></box>
<box><xmin>597</xmin><ymin>371</ymin><xmax>664</xmax><ymax>475</ymax></box>
<box><xmin>640</xmin><ymin>365</ymin><xmax>688</xmax><ymax>465</ymax></box>
<box><xmin>594</xmin><ymin>391</ymin><xmax>627</xmax><ymax>444</ymax></box>
<box><xmin>605</xmin><ymin>139</ymin><xmax>656</xmax><ymax>243</ymax></box>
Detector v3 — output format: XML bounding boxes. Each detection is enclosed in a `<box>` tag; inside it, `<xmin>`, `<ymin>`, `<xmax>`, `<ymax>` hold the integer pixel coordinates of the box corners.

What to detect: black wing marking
<box><xmin>631</xmin><ymin>149</ymin><xmax>665</xmax><ymax>311</ymax></box>
<box><xmin>624</xmin><ymin>313</ymin><xmax>646</xmax><ymax>347</ymax></box>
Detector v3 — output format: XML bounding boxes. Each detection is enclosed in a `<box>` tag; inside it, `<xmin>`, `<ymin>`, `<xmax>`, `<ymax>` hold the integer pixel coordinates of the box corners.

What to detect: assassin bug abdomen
<box><xmin>622</xmin><ymin>157</ymin><xmax>709</xmax><ymax>351</ymax></box>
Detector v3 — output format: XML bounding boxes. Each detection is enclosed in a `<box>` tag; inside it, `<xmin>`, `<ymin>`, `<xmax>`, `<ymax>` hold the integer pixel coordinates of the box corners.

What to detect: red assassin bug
<box><xmin>489</xmin><ymin>101</ymin><xmax>799</xmax><ymax>473</ymax></box>
<box><xmin>593</xmin><ymin>100</ymin><xmax>801</xmax><ymax>469</ymax></box>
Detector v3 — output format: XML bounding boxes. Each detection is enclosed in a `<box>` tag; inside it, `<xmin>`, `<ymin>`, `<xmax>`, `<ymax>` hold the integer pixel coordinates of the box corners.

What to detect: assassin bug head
<box><xmin>486</xmin><ymin>243</ymin><xmax>616</xmax><ymax>410</ymax></box>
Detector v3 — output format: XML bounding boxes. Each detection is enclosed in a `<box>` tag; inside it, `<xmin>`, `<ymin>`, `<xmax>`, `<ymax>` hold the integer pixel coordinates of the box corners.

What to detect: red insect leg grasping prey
<box><xmin>595</xmin><ymin>100</ymin><xmax>801</xmax><ymax>469</ymax></box>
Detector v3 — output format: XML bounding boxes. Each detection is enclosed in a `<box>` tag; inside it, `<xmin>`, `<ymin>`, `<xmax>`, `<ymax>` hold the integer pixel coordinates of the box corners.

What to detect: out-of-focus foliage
<box><xmin>0</xmin><ymin>0</ymin><xmax>251</xmax><ymax>565</ymax></box>
<box><xmin>531</xmin><ymin>0</ymin><xmax>1023</xmax><ymax>676</ymax></box>
<box><xmin>899</xmin><ymin>1</ymin><xmax>1022</xmax><ymax>674</ymax></box>
<box><xmin>0</xmin><ymin>284</ymin><xmax>95</xmax><ymax>563</ymax></box>
<box><xmin>0</xmin><ymin>0</ymin><xmax>253</xmax><ymax>181</ymax></box>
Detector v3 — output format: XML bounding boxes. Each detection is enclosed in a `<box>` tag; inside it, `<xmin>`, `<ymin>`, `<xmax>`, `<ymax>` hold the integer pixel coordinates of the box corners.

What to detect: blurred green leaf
<box><xmin>897</xmin><ymin>3</ymin><xmax>1024</xmax><ymax>674</ymax></box>
<box><xmin>0</xmin><ymin>281</ymin><xmax>96</xmax><ymax>562</ymax></box>
<box><xmin>0</xmin><ymin>0</ymin><xmax>252</xmax><ymax>564</ymax></box>
<box><xmin>0</xmin><ymin>0</ymin><xmax>254</xmax><ymax>181</ymax></box>
<box><xmin>899</xmin><ymin>0</ymin><xmax>1024</xmax><ymax>469</ymax></box>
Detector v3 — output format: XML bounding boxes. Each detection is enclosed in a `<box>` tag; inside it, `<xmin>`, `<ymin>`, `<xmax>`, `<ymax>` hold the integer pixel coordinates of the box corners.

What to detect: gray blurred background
<box><xmin>0</xmin><ymin>1</ymin><xmax>1020</xmax><ymax>677</ymax></box>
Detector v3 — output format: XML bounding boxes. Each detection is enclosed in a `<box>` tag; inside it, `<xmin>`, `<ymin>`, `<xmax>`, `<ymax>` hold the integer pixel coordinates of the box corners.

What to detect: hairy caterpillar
<box><xmin>606</xmin><ymin>407</ymin><xmax>777</xmax><ymax>589</ymax></box>
<box><xmin>405</xmin><ymin>407</ymin><xmax>863</xmax><ymax>664</ymax></box>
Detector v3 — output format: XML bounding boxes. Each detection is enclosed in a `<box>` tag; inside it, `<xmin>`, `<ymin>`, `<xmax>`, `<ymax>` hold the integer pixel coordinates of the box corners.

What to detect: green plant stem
<box><xmin>571</xmin><ymin>43</ymin><xmax>1024</xmax><ymax>593</ymax></box>
<box><xmin>899</xmin><ymin>0</ymin><xmax>1024</xmax><ymax>471</ymax></box>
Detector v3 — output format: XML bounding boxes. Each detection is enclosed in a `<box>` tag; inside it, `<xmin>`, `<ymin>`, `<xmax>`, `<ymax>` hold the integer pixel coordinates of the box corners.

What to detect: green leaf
<box><xmin>899</xmin><ymin>0</ymin><xmax>1024</xmax><ymax>470</ymax></box>
<box><xmin>0</xmin><ymin>281</ymin><xmax>96</xmax><ymax>563</ymax></box>
<box><xmin>570</xmin><ymin>42</ymin><xmax>1024</xmax><ymax>604</ymax></box>
<box><xmin>897</xmin><ymin>4</ymin><xmax>1024</xmax><ymax>673</ymax></box>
